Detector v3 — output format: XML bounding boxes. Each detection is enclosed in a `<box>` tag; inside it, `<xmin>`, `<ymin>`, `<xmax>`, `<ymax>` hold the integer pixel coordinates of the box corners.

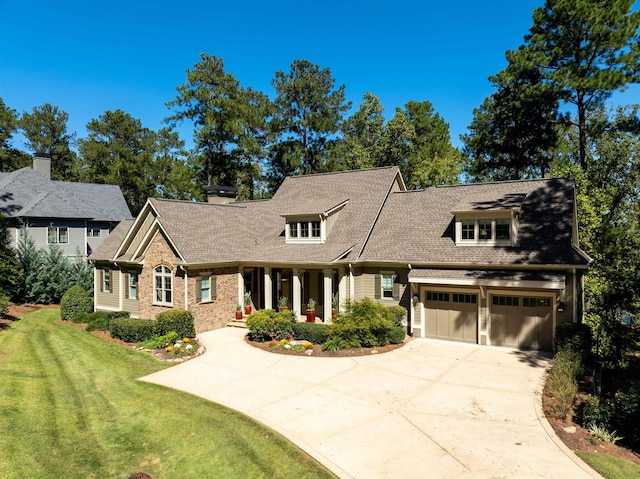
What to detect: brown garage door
<box><xmin>490</xmin><ymin>295</ymin><xmax>553</xmax><ymax>350</ymax></box>
<box><xmin>425</xmin><ymin>291</ymin><xmax>478</xmax><ymax>343</ymax></box>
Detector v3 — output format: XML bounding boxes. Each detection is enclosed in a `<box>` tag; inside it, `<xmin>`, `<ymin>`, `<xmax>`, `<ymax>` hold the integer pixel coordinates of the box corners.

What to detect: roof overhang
<box><xmin>408</xmin><ymin>268</ymin><xmax>566</xmax><ymax>290</ymax></box>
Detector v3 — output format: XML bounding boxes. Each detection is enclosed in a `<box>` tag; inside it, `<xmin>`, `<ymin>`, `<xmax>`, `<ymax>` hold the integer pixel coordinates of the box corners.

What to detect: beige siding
<box><xmin>353</xmin><ymin>268</ymin><xmax>408</xmax><ymax>308</ymax></box>
<box><xmin>125</xmin><ymin>211</ymin><xmax>155</xmax><ymax>259</ymax></box>
<box><xmin>95</xmin><ymin>267</ymin><xmax>120</xmax><ymax>310</ymax></box>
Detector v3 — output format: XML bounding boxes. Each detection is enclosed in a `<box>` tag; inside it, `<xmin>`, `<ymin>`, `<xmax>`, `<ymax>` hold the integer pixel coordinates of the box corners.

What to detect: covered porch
<box><xmin>238</xmin><ymin>266</ymin><xmax>350</xmax><ymax>322</ymax></box>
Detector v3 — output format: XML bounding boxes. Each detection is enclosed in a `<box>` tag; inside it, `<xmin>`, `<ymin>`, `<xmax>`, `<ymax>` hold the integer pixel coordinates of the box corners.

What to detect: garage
<box><xmin>490</xmin><ymin>295</ymin><xmax>553</xmax><ymax>350</ymax></box>
<box><xmin>424</xmin><ymin>291</ymin><xmax>478</xmax><ymax>343</ymax></box>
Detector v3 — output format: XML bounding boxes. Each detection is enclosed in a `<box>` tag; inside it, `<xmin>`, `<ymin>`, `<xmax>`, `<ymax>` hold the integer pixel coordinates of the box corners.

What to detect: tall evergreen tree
<box><xmin>0</xmin><ymin>98</ymin><xmax>30</xmax><ymax>172</ymax></box>
<box><xmin>0</xmin><ymin>213</ymin><xmax>23</xmax><ymax>299</ymax></box>
<box><xmin>269</xmin><ymin>59</ymin><xmax>351</xmax><ymax>188</ymax></box>
<box><xmin>463</xmin><ymin>59</ymin><xmax>562</xmax><ymax>180</ymax></box>
<box><xmin>78</xmin><ymin>110</ymin><xmax>158</xmax><ymax>216</ymax></box>
<box><xmin>516</xmin><ymin>0</ymin><xmax>640</xmax><ymax>170</ymax></box>
<box><xmin>166</xmin><ymin>54</ymin><xmax>245</xmax><ymax>190</ymax></box>
<box><xmin>18</xmin><ymin>103</ymin><xmax>79</xmax><ymax>180</ymax></box>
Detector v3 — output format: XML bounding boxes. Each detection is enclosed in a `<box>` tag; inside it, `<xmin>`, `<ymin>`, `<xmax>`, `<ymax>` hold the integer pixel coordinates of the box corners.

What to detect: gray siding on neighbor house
<box><xmin>20</xmin><ymin>219</ymin><xmax>87</xmax><ymax>257</ymax></box>
<box><xmin>86</xmin><ymin>222</ymin><xmax>116</xmax><ymax>256</ymax></box>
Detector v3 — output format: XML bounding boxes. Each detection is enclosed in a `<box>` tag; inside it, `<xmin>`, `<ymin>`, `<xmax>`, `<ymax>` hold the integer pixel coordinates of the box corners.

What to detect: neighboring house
<box><xmin>90</xmin><ymin>166</ymin><xmax>590</xmax><ymax>350</ymax></box>
<box><xmin>0</xmin><ymin>154</ymin><xmax>133</xmax><ymax>258</ymax></box>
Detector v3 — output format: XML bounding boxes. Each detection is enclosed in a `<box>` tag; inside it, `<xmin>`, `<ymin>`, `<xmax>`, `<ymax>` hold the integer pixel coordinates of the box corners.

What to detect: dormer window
<box><xmin>286</xmin><ymin>218</ymin><xmax>324</xmax><ymax>243</ymax></box>
<box><xmin>455</xmin><ymin>215</ymin><xmax>515</xmax><ymax>246</ymax></box>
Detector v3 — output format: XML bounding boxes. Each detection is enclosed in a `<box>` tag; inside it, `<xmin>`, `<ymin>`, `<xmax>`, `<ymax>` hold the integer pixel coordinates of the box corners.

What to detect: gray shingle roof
<box><xmin>0</xmin><ymin>167</ymin><xmax>132</xmax><ymax>221</ymax></box>
<box><xmin>408</xmin><ymin>268</ymin><xmax>566</xmax><ymax>283</ymax></box>
<box><xmin>89</xmin><ymin>219</ymin><xmax>135</xmax><ymax>260</ymax></box>
<box><xmin>100</xmin><ymin>167</ymin><xmax>402</xmax><ymax>264</ymax></box>
<box><xmin>359</xmin><ymin>178</ymin><xmax>589</xmax><ymax>266</ymax></box>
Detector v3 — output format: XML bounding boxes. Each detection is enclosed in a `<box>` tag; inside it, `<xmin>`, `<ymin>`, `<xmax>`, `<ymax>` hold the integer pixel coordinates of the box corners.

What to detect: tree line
<box><xmin>1</xmin><ymin>0</ymin><xmax>639</xmax><ymax>356</ymax></box>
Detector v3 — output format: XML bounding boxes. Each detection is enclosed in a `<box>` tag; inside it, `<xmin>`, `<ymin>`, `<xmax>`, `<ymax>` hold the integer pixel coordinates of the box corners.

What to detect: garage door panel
<box><xmin>425</xmin><ymin>292</ymin><xmax>477</xmax><ymax>344</ymax></box>
<box><xmin>490</xmin><ymin>295</ymin><xmax>553</xmax><ymax>350</ymax></box>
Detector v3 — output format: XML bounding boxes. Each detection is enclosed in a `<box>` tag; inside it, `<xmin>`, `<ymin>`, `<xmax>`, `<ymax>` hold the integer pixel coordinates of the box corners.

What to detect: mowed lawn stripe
<box><xmin>0</xmin><ymin>309</ymin><xmax>336</xmax><ymax>479</ymax></box>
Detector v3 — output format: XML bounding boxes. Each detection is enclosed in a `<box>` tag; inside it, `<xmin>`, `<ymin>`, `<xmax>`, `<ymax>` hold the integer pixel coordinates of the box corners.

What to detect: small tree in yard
<box><xmin>60</xmin><ymin>285</ymin><xmax>93</xmax><ymax>322</ymax></box>
<box><xmin>0</xmin><ymin>213</ymin><xmax>23</xmax><ymax>302</ymax></box>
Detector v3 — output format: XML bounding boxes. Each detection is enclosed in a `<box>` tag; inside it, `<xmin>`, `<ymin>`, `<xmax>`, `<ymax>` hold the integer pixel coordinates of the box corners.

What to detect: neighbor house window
<box><xmin>382</xmin><ymin>274</ymin><xmax>394</xmax><ymax>298</ymax></box>
<box><xmin>128</xmin><ymin>273</ymin><xmax>138</xmax><ymax>300</ymax></box>
<box><xmin>47</xmin><ymin>226</ymin><xmax>68</xmax><ymax>244</ymax></box>
<box><xmin>200</xmin><ymin>275</ymin><xmax>211</xmax><ymax>302</ymax></box>
<box><xmin>87</xmin><ymin>227</ymin><xmax>101</xmax><ymax>238</ymax></box>
<box><xmin>154</xmin><ymin>265</ymin><xmax>172</xmax><ymax>305</ymax></box>
<box><xmin>103</xmin><ymin>269</ymin><xmax>111</xmax><ymax>293</ymax></box>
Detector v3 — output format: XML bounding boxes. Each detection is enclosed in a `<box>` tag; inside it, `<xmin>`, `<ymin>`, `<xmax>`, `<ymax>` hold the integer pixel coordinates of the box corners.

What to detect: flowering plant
<box><xmin>269</xmin><ymin>339</ymin><xmax>313</xmax><ymax>352</ymax></box>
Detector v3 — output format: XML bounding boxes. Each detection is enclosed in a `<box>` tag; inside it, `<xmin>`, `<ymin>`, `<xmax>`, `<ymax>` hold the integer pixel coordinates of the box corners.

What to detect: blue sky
<box><xmin>1</xmin><ymin>0</ymin><xmax>637</xmax><ymax>152</ymax></box>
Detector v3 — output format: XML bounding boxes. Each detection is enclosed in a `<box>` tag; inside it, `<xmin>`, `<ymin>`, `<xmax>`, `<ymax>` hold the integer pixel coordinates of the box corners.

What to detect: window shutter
<box><xmin>211</xmin><ymin>275</ymin><xmax>217</xmax><ymax>300</ymax></box>
<box><xmin>124</xmin><ymin>273</ymin><xmax>129</xmax><ymax>299</ymax></box>
<box><xmin>99</xmin><ymin>269</ymin><xmax>103</xmax><ymax>293</ymax></box>
<box><xmin>195</xmin><ymin>276</ymin><xmax>202</xmax><ymax>303</ymax></box>
<box><xmin>393</xmin><ymin>280</ymin><xmax>400</xmax><ymax>301</ymax></box>
<box><xmin>374</xmin><ymin>274</ymin><xmax>381</xmax><ymax>299</ymax></box>
<box><xmin>108</xmin><ymin>270</ymin><xmax>113</xmax><ymax>293</ymax></box>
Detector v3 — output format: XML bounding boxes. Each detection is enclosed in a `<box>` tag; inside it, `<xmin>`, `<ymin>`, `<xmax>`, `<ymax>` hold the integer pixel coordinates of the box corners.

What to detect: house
<box><xmin>90</xmin><ymin>166</ymin><xmax>590</xmax><ymax>350</ymax></box>
<box><xmin>0</xmin><ymin>153</ymin><xmax>133</xmax><ymax>258</ymax></box>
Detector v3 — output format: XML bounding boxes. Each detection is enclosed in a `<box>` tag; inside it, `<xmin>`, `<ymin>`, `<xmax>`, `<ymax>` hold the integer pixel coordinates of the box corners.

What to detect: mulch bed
<box><xmin>245</xmin><ymin>335</ymin><xmax>409</xmax><ymax>357</ymax></box>
<box><xmin>541</xmin><ymin>370</ymin><xmax>640</xmax><ymax>466</ymax></box>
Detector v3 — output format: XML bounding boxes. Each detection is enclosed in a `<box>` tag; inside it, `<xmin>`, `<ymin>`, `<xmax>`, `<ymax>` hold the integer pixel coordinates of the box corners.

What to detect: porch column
<box><xmin>338</xmin><ymin>268</ymin><xmax>347</xmax><ymax>313</ymax></box>
<box><xmin>292</xmin><ymin>268</ymin><xmax>302</xmax><ymax>317</ymax></box>
<box><xmin>237</xmin><ymin>266</ymin><xmax>244</xmax><ymax>309</ymax></box>
<box><xmin>264</xmin><ymin>267</ymin><xmax>273</xmax><ymax>310</ymax></box>
<box><xmin>323</xmin><ymin>269</ymin><xmax>333</xmax><ymax>323</ymax></box>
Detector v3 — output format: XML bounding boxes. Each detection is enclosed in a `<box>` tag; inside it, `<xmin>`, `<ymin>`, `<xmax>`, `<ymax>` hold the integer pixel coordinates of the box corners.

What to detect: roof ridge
<box><xmin>151</xmin><ymin>197</ymin><xmax>247</xmax><ymax>208</ymax></box>
<box><xmin>435</xmin><ymin>177</ymin><xmax>571</xmax><ymax>189</ymax></box>
<box><xmin>284</xmin><ymin>166</ymin><xmax>398</xmax><ymax>180</ymax></box>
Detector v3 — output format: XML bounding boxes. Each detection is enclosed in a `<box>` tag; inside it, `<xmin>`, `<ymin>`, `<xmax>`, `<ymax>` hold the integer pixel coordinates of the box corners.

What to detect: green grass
<box><xmin>0</xmin><ymin>309</ymin><xmax>336</xmax><ymax>479</ymax></box>
<box><xmin>576</xmin><ymin>452</ymin><xmax>640</xmax><ymax>479</ymax></box>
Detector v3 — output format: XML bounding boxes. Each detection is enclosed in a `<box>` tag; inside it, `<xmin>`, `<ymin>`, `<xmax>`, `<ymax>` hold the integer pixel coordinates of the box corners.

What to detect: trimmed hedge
<box><xmin>110</xmin><ymin>318</ymin><xmax>156</xmax><ymax>343</ymax></box>
<box><xmin>85</xmin><ymin>311</ymin><xmax>110</xmax><ymax>332</ymax></box>
<box><xmin>154</xmin><ymin>310</ymin><xmax>196</xmax><ymax>338</ymax></box>
<box><xmin>293</xmin><ymin>322</ymin><xmax>330</xmax><ymax>344</ymax></box>
<box><xmin>327</xmin><ymin>297</ymin><xmax>395</xmax><ymax>348</ymax></box>
<box><xmin>60</xmin><ymin>286</ymin><xmax>93</xmax><ymax>322</ymax></box>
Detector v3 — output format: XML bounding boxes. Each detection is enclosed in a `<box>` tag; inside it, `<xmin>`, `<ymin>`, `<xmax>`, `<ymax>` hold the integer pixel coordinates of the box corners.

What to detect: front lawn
<box><xmin>0</xmin><ymin>309</ymin><xmax>336</xmax><ymax>479</ymax></box>
<box><xmin>576</xmin><ymin>452</ymin><xmax>640</xmax><ymax>479</ymax></box>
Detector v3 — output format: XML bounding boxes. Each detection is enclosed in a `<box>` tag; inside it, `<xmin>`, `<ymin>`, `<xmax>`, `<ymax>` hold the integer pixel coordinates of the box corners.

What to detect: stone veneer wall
<box><xmin>137</xmin><ymin>231</ymin><xmax>238</xmax><ymax>333</ymax></box>
<box><xmin>138</xmin><ymin>231</ymin><xmax>185</xmax><ymax>320</ymax></box>
<box><xmin>187</xmin><ymin>267</ymin><xmax>238</xmax><ymax>333</ymax></box>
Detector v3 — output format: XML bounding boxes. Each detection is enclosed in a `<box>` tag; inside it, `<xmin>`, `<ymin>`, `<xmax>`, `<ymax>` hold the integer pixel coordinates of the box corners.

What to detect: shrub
<box><xmin>0</xmin><ymin>295</ymin><xmax>9</xmax><ymax>318</ymax></box>
<box><xmin>293</xmin><ymin>322</ymin><xmax>330</xmax><ymax>344</ymax></box>
<box><xmin>321</xmin><ymin>337</ymin><xmax>357</xmax><ymax>352</ymax></box>
<box><xmin>85</xmin><ymin>311</ymin><xmax>110</xmax><ymax>332</ymax></box>
<box><xmin>110</xmin><ymin>318</ymin><xmax>156</xmax><ymax>343</ymax></box>
<box><xmin>555</xmin><ymin>322</ymin><xmax>591</xmax><ymax>360</ymax></box>
<box><xmin>548</xmin><ymin>350</ymin><xmax>582</xmax><ymax>419</ymax></box>
<box><xmin>108</xmin><ymin>311</ymin><xmax>131</xmax><ymax>320</ymax></box>
<box><xmin>386</xmin><ymin>306</ymin><xmax>407</xmax><ymax>327</ymax></box>
<box><xmin>245</xmin><ymin>309</ymin><xmax>297</xmax><ymax>342</ymax></box>
<box><xmin>583</xmin><ymin>387</ymin><xmax>640</xmax><ymax>449</ymax></box>
<box><xmin>327</xmin><ymin>297</ymin><xmax>394</xmax><ymax>348</ymax></box>
<box><xmin>139</xmin><ymin>331</ymin><xmax>179</xmax><ymax>350</ymax></box>
<box><xmin>388</xmin><ymin>326</ymin><xmax>406</xmax><ymax>344</ymax></box>
<box><xmin>59</xmin><ymin>285</ymin><xmax>94</xmax><ymax>322</ymax></box>
<box><xmin>154</xmin><ymin>310</ymin><xmax>195</xmax><ymax>338</ymax></box>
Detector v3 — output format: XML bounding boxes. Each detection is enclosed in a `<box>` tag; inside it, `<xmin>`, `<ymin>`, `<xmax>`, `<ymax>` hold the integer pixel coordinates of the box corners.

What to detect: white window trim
<box><xmin>455</xmin><ymin>214</ymin><xmax>515</xmax><ymax>246</ymax></box>
<box><xmin>103</xmin><ymin>269</ymin><xmax>111</xmax><ymax>293</ymax></box>
<box><xmin>128</xmin><ymin>272</ymin><xmax>138</xmax><ymax>300</ymax></box>
<box><xmin>153</xmin><ymin>265</ymin><xmax>173</xmax><ymax>306</ymax></box>
<box><xmin>380</xmin><ymin>270</ymin><xmax>396</xmax><ymax>300</ymax></box>
<box><xmin>87</xmin><ymin>227</ymin><xmax>101</xmax><ymax>238</ymax></box>
<box><xmin>47</xmin><ymin>226</ymin><xmax>69</xmax><ymax>244</ymax></box>
<box><xmin>200</xmin><ymin>273</ymin><xmax>212</xmax><ymax>303</ymax></box>
<box><xmin>286</xmin><ymin>218</ymin><xmax>326</xmax><ymax>244</ymax></box>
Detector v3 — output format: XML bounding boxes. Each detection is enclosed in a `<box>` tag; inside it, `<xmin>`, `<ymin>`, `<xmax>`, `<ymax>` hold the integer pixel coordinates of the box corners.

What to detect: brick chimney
<box><xmin>206</xmin><ymin>185</ymin><xmax>238</xmax><ymax>204</ymax></box>
<box><xmin>33</xmin><ymin>152</ymin><xmax>51</xmax><ymax>179</ymax></box>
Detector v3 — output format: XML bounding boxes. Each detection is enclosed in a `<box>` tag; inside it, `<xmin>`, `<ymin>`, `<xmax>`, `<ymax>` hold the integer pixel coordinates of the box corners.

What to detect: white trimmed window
<box><xmin>102</xmin><ymin>269</ymin><xmax>111</xmax><ymax>293</ymax></box>
<box><xmin>382</xmin><ymin>274</ymin><xmax>394</xmax><ymax>298</ymax></box>
<box><xmin>201</xmin><ymin>275</ymin><xmax>211</xmax><ymax>302</ymax></box>
<box><xmin>456</xmin><ymin>216</ymin><xmax>513</xmax><ymax>246</ymax></box>
<box><xmin>47</xmin><ymin>226</ymin><xmax>68</xmax><ymax>244</ymax></box>
<box><xmin>286</xmin><ymin>218</ymin><xmax>326</xmax><ymax>244</ymax></box>
<box><xmin>128</xmin><ymin>273</ymin><xmax>138</xmax><ymax>300</ymax></box>
<box><xmin>154</xmin><ymin>265</ymin><xmax>173</xmax><ymax>305</ymax></box>
<box><xmin>87</xmin><ymin>227</ymin><xmax>101</xmax><ymax>238</ymax></box>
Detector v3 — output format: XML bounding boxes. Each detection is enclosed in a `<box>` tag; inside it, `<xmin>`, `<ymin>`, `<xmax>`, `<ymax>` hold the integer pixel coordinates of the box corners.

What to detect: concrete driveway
<box><xmin>141</xmin><ymin>327</ymin><xmax>601</xmax><ymax>479</ymax></box>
